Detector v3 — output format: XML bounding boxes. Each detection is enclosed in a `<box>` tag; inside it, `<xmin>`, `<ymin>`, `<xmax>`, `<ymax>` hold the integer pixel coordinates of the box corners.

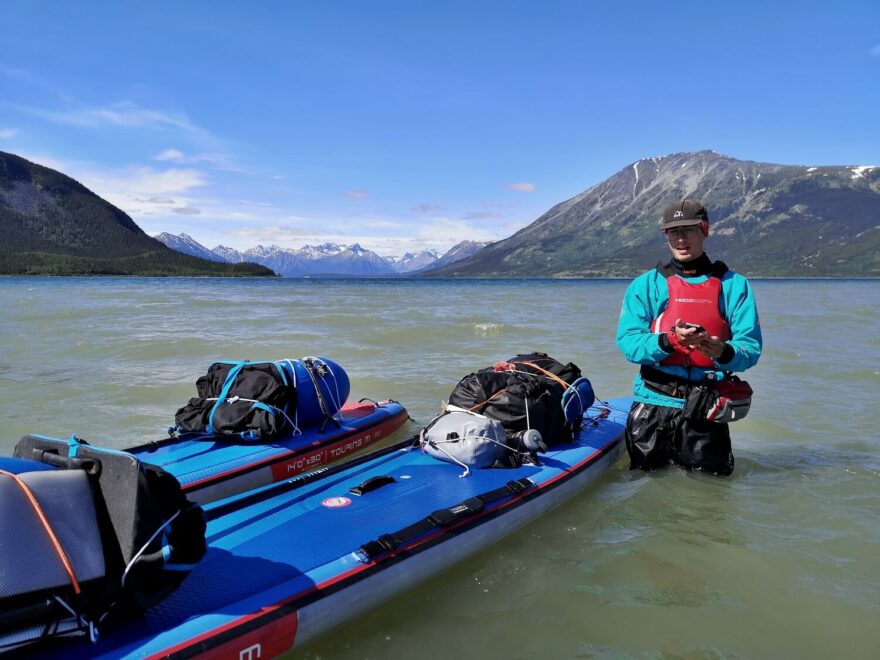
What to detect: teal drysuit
<box><xmin>616</xmin><ymin>263</ymin><xmax>762</xmax><ymax>408</ymax></box>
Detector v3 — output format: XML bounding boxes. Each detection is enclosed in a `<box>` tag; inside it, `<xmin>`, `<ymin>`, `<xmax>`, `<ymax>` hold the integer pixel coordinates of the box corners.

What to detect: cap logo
<box><xmin>673</xmin><ymin>210</ymin><xmax>684</xmax><ymax>218</ymax></box>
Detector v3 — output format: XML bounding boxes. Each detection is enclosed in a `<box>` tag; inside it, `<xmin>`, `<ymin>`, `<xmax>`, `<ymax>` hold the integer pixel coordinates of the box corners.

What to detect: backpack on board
<box><xmin>174</xmin><ymin>357</ymin><xmax>351</xmax><ymax>441</ymax></box>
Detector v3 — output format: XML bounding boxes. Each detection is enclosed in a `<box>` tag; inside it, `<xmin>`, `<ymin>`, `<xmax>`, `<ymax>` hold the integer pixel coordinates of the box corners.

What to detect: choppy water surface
<box><xmin>1</xmin><ymin>277</ymin><xmax>877</xmax><ymax>659</ymax></box>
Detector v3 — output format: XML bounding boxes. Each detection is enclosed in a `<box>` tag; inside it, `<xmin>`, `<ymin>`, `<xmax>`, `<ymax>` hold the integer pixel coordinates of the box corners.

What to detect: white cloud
<box><xmin>345</xmin><ymin>190</ymin><xmax>367</xmax><ymax>198</ymax></box>
<box><xmin>101</xmin><ymin>167</ymin><xmax>207</xmax><ymax>196</ymax></box>
<box><xmin>0</xmin><ymin>128</ymin><xmax>18</xmax><ymax>139</ymax></box>
<box><xmin>74</xmin><ymin>166</ymin><xmax>208</xmax><ymax>218</ymax></box>
<box><xmin>155</xmin><ymin>148</ymin><xmax>185</xmax><ymax>161</ymax></box>
<box><xmin>154</xmin><ymin>147</ymin><xmax>237</xmax><ymax>170</ymax></box>
<box><xmin>871</xmin><ymin>44</ymin><xmax>880</xmax><ymax>56</ymax></box>
<box><xmin>173</xmin><ymin>207</ymin><xmax>201</xmax><ymax>215</ymax></box>
<box><xmin>90</xmin><ymin>102</ymin><xmax>199</xmax><ymax>132</ymax></box>
<box><xmin>15</xmin><ymin>101</ymin><xmax>218</xmax><ymax>148</ymax></box>
<box><xmin>504</xmin><ymin>182</ymin><xmax>536</xmax><ymax>192</ymax></box>
<box><xmin>236</xmin><ymin>225</ymin><xmax>317</xmax><ymax>242</ymax></box>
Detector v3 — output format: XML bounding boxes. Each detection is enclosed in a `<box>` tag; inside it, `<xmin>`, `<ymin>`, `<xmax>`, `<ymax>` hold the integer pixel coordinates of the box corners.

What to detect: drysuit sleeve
<box><xmin>616</xmin><ymin>272</ymin><xmax>671</xmax><ymax>365</ymax></box>
<box><xmin>716</xmin><ymin>274</ymin><xmax>762</xmax><ymax>373</ymax></box>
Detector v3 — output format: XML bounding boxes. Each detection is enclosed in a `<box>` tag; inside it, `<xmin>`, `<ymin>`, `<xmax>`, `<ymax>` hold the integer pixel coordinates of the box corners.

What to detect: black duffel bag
<box><xmin>175</xmin><ymin>361</ymin><xmax>296</xmax><ymax>441</ymax></box>
<box><xmin>448</xmin><ymin>352</ymin><xmax>589</xmax><ymax>446</ymax></box>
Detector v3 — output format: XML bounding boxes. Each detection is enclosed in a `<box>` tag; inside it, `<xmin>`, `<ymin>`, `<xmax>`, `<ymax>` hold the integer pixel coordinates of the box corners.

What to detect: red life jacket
<box><xmin>650</xmin><ymin>263</ymin><xmax>731</xmax><ymax>368</ymax></box>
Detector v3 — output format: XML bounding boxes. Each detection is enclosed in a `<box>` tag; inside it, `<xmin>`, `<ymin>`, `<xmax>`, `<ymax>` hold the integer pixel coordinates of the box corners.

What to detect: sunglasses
<box><xmin>664</xmin><ymin>226</ymin><xmax>700</xmax><ymax>239</ymax></box>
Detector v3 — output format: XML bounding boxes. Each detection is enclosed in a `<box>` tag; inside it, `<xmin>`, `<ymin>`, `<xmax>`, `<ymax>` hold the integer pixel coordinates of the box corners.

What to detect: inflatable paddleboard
<box><xmin>16</xmin><ymin>398</ymin><xmax>408</xmax><ymax>504</ymax></box>
<box><xmin>35</xmin><ymin>398</ymin><xmax>627</xmax><ymax>659</ymax></box>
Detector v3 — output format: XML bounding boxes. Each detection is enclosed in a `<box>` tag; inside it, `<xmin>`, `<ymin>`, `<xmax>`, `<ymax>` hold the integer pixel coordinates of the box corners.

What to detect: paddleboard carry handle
<box><xmin>350</xmin><ymin>475</ymin><xmax>396</xmax><ymax>495</ymax></box>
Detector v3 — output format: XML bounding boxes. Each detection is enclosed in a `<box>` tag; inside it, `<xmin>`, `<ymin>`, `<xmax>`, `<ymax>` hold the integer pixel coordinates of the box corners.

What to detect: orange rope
<box><xmin>0</xmin><ymin>469</ymin><xmax>81</xmax><ymax>595</ymax></box>
<box><xmin>518</xmin><ymin>361</ymin><xmax>572</xmax><ymax>390</ymax></box>
<box><xmin>467</xmin><ymin>388</ymin><xmax>508</xmax><ymax>412</ymax></box>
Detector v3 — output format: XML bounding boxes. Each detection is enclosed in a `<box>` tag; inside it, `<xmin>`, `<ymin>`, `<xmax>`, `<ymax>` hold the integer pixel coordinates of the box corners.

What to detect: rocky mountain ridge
<box><xmin>155</xmin><ymin>234</ymin><xmax>488</xmax><ymax>277</ymax></box>
<box><xmin>0</xmin><ymin>151</ymin><xmax>273</xmax><ymax>276</ymax></box>
<box><xmin>429</xmin><ymin>151</ymin><xmax>880</xmax><ymax>277</ymax></box>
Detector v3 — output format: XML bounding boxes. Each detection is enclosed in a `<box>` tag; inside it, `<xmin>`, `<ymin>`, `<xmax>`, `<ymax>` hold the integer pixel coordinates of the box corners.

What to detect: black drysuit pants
<box><xmin>624</xmin><ymin>400</ymin><xmax>734</xmax><ymax>476</ymax></box>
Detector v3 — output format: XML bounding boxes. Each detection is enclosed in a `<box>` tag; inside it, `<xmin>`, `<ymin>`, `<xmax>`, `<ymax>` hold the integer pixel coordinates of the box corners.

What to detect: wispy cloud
<box><xmin>154</xmin><ymin>147</ymin><xmax>237</xmax><ymax>170</ymax></box>
<box><xmin>460</xmin><ymin>211</ymin><xmax>502</xmax><ymax>220</ymax></box>
<box><xmin>411</xmin><ymin>203</ymin><xmax>444</xmax><ymax>213</ymax></box>
<box><xmin>155</xmin><ymin>148</ymin><xmax>185</xmax><ymax>161</ymax></box>
<box><xmin>482</xmin><ymin>201</ymin><xmax>517</xmax><ymax>209</ymax></box>
<box><xmin>345</xmin><ymin>190</ymin><xmax>367</xmax><ymax>199</ymax></box>
<box><xmin>236</xmin><ymin>225</ymin><xmax>317</xmax><ymax>242</ymax></box>
<box><xmin>416</xmin><ymin>218</ymin><xmax>498</xmax><ymax>245</ymax></box>
<box><xmin>173</xmin><ymin>206</ymin><xmax>201</xmax><ymax>215</ymax></box>
<box><xmin>871</xmin><ymin>44</ymin><xmax>880</xmax><ymax>56</ymax></box>
<box><xmin>0</xmin><ymin>128</ymin><xmax>17</xmax><ymax>139</ymax></box>
<box><xmin>98</xmin><ymin>167</ymin><xmax>208</xmax><ymax>196</ymax></box>
<box><xmin>16</xmin><ymin>101</ymin><xmax>212</xmax><ymax>140</ymax></box>
<box><xmin>503</xmin><ymin>182</ymin><xmax>536</xmax><ymax>192</ymax></box>
<box><xmin>78</xmin><ymin>166</ymin><xmax>208</xmax><ymax>218</ymax></box>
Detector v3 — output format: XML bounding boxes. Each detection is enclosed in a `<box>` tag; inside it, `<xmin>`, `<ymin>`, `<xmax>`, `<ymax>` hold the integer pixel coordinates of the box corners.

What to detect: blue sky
<box><xmin>2</xmin><ymin>1</ymin><xmax>878</xmax><ymax>256</ymax></box>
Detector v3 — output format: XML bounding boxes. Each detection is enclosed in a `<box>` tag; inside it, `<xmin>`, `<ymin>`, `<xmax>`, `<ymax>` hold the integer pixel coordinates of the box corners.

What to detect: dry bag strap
<box><xmin>0</xmin><ymin>469</ymin><xmax>81</xmax><ymax>595</ymax></box>
<box><xmin>357</xmin><ymin>478</ymin><xmax>534</xmax><ymax>561</ymax></box>
<box><xmin>467</xmin><ymin>387</ymin><xmax>508</xmax><ymax>413</ymax></box>
<box><xmin>517</xmin><ymin>361</ymin><xmax>571</xmax><ymax>391</ymax></box>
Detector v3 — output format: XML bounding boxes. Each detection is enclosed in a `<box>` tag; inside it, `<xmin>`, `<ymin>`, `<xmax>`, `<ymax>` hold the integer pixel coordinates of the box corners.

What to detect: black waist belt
<box><xmin>639</xmin><ymin>366</ymin><xmax>698</xmax><ymax>399</ymax></box>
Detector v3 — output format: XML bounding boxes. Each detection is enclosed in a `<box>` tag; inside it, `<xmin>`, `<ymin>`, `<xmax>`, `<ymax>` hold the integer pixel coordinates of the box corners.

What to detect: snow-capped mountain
<box><xmin>421</xmin><ymin>241</ymin><xmax>488</xmax><ymax>272</ymax></box>
<box><xmin>154</xmin><ymin>235</ymin><xmax>488</xmax><ymax>277</ymax></box>
<box><xmin>211</xmin><ymin>245</ymin><xmax>246</xmax><ymax>262</ymax></box>
<box><xmin>387</xmin><ymin>250</ymin><xmax>441</xmax><ymax>272</ymax></box>
<box><xmin>153</xmin><ymin>232</ymin><xmax>227</xmax><ymax>263</ymax></box>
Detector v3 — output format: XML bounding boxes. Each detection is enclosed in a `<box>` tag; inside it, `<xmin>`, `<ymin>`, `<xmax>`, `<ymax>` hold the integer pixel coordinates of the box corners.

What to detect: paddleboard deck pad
<box><xmin>15</xmin><ymin>399</ymin><xmax>408</xmax><ymax>504</ymax></box>
<box><xmin>30</xmin><ymin>399</ymin><xmax>627</xmax><ymax>659</ymax></box>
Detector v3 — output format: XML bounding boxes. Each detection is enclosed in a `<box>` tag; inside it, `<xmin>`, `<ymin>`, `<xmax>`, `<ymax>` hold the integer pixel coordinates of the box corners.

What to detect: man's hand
<box><xmin>672</xmin><ymin>318</ymin><xmax>706</xmax><ymax>348</ymax></box>
<box><xmin>696</xmin><ymin>335</ymin><xmax>725</xmax><ymax>359</ymax></box>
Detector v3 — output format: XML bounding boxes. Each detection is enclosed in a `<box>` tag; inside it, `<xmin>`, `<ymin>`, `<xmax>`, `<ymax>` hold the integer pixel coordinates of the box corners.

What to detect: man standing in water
<box><xmin>616</xmin><ymin>200</ymin><xmax>762</xmax><ymax>475</ymax></box>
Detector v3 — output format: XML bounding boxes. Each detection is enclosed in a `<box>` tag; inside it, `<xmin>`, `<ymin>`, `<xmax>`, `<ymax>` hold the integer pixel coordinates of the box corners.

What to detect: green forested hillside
<box><xmin>0</xmin><ymin>151</ymin><xmax>274</xmax><ymax>276</ymax></box>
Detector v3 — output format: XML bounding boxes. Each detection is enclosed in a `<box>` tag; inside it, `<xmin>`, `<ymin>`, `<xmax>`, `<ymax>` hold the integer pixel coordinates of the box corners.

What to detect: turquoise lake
<box><xmin>1</xmin><ymin>277</ymin><xmax>877</xmax><ymax>658</ymax></box>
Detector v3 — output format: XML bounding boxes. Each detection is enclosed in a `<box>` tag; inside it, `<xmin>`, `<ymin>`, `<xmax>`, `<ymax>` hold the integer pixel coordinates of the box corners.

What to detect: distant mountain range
<box><xmin>155</xmin><ymin>233</ymin><xmax>488</xmax><ymax>277</ymax></box>
<box><xmin>0</xmin><ymin>151</ymin><xmax>273</xmax><ymax>277</ymax></box>
<box><xmin>429</xmin><ymin>151</ymin><xmax>880</xmax><ymax>277</ymax></box>
<box><xmin>4</xmin><ymin>148</ymin><xmax>877</xmax><ymax>278</ymax></box>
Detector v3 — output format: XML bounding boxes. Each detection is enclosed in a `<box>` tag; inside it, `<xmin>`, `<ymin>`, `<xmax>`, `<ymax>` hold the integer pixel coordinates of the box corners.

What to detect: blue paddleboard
<box><xmin>43</xmin><ymin>399</ymin><xmax>628</xmax><ymax>659</ymax></box>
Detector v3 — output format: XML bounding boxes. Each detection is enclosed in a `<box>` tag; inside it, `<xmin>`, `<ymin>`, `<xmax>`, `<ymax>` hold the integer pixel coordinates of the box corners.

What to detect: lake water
<box><xmin>1</xmin><ymin>277</ymin><xmax>877</xmax><ymax>659</ymax></box>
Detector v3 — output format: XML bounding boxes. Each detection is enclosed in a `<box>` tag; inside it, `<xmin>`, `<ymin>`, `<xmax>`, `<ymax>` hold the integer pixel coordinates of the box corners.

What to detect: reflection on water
<box><xmin>1</xmin><ymin>277</ymin><xmax>878</xmax><ymax>658</ymax></box>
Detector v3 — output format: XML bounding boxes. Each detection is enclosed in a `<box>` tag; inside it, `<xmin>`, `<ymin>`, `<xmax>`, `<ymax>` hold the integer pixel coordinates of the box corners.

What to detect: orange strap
<box><xmin>467</xmin><ymin>362</ymin><xmax>570</xmax><ymax>413</ymax></box>
<box><xmin>0</xmin><ymin>469</ymin><xmax>81</xmax><ymax>595</ymax></box>
<box><xmin>467</xmin><ymin>388</ymin><xmax>508</xmax><ymax>412</ymax></box>
<box><xmin>519</xmin><ymin>361</ymin><xmax>571</xmax><ymax>390</ymax></box>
